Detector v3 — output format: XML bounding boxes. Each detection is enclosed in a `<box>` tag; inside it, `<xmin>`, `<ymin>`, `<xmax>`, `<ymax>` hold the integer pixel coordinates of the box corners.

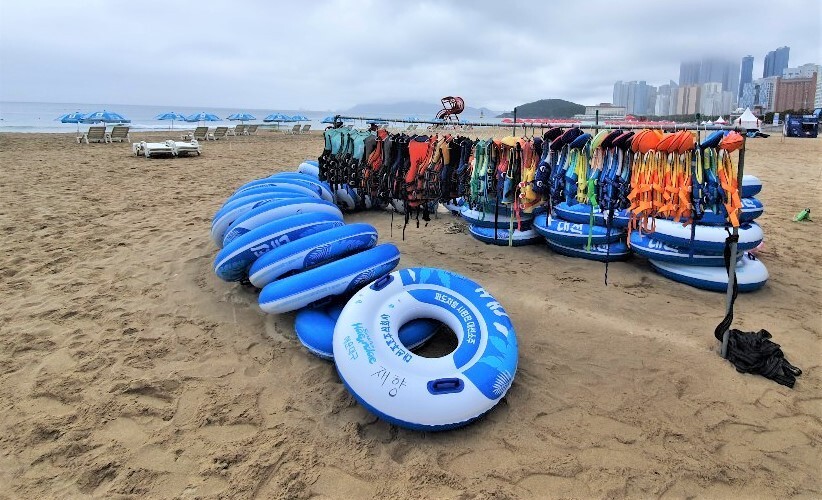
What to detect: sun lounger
<box><xmin>284</xmin><ymin>124</ymin><xmax>300</xmax><ymax>134</ymax></box>
<box><xmin>105</xmin><ymin>125</ymin><xmax>130</xmax><ymax>143</ymax></box>
<box><xmin>245</xmin><ymin>124</ymin><xmax>259</xmax><ymax>135</ymax></box>
<box><xmin>229</xmin><ymin>124</ymin><xmax>246</xmax><ymax>136</ymax></box>
<box><xmin>132</xmin><ymin>141</ymin><xmax>175</xmax><ymax>158</ymax></box>
<box><xmin>300</xmin><ymin>124</ymin><xmax>311</xmax><ymax>134</ymax></box>
<box><xmin>76</xmin><ymin>126</ymin><xmax>107</xmax><ymax>144</ymax></box>
<box><xmin>181</xmin><ymin>126</ymin><xmax>209</xmax><ymax>141</ymax></box>
<box><xmin>167</xmin><ymin>140</ymin><xmax>201</xmax><ymax>156</ymax></box>
<box><xmin>208</xmin><ymin>126</ymin><xmax>229</xmax><ymax>140</ymax></box>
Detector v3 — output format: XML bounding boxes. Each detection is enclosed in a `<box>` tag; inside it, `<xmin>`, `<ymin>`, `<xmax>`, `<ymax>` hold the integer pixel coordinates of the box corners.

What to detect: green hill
<box><xmin>497</xmin><ymin>99</ymin><xmax>585</xmax><ymax>118</ymax></box>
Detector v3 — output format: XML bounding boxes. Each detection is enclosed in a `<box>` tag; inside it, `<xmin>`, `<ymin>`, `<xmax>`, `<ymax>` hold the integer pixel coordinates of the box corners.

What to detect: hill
<box><xmin>497</xmin><ymin>99</ymin><xmax>585</xmax><ymax>118</ymax></box>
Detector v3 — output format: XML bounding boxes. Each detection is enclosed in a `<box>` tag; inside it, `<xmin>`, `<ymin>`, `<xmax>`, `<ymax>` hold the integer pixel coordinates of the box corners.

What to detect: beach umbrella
<box><xmin>227</xmin><ymin>112</ymin><xmax>256</xmax><ymax>123</ymax></box>
<box><xmin>263</xmin><ymin>113</ymin><xmax>291</xmax><ymax>129</ymax></box>
<box><xmin>290</xmin><ymin>114</ymin><xmax>309</xmax><ymax>122</ymax></box>
<box><xmin>82</xmin><ymin>110</ymin><xmax>131</xmax><ymax>124</ymax></box>
<box><xmin>155</xmin><ymin>111</ymin><xmax>186</xmax><ymax>129</ymax></box>
<box><xmin>57</xmin><ymin>111</ymin><xmax>86</xmax><ymax>132</ymax></box>
<box><xmin>185</xmin><ymin>112</ymin><xmax>221</xmax><ymax>124</ymax></box>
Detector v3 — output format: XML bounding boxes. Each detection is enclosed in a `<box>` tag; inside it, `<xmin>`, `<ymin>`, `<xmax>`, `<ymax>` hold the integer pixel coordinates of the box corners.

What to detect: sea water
<box><xmin>0</xmin><ymin>101</ymin><xmax>337</xmax><ymax>133</ymax></box>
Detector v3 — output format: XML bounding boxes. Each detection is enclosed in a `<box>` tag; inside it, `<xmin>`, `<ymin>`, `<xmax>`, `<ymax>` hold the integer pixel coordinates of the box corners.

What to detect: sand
<box><xmin>0</xmin><ymin>129</ymin><xmax>819</xmax><ymax>499</ymax></box>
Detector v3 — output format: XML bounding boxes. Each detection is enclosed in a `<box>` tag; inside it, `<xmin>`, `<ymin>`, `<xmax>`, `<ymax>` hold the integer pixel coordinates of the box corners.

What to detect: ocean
<box><xmin>0</xmin><ymin>101</ymin><xmax>341</xmax><ymax>133</ymax></box>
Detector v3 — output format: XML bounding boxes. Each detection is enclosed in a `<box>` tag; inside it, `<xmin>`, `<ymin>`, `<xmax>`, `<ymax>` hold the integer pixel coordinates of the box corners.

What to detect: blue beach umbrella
<box><xmin>185</xmin><ymin>112</ymin><xmax>221</xmax><ymax>124</ymax></box>
<box><xmin>263</xmin><ymin>113</ymin><xmax>290</xmax><ymax>122</ymax></box>
<box><xmin>155</xmin><ymin>111</ymin><xmax>186</xmax><ymax>129</ymax></box>
<box><xmin>57</xmin><ymin>111</ymin><xmax>86</xmax><ymax>132</ymax></box>
<box><xmin>227</xmin><ymin>112</ymin><xmax>256</xmax><ymax>123</ymax></box>
<box><xmin>290</xmin><ymin>114</ymin><xmax>309</xmax><ymax>122</ymax></box>
<box><xmin>263</xmin><ymin>113</ymin><xmax>291</xmax><ymax>129</ymax></box>
<box><xmin>322</xmin><ymin>115</ymin><xmax>352</xmax><ymax>124</ymax></box>
<box><xmin>82</xmin><ymin>110</ymin><xmax>131</xmax><ymax>124</ymax></box>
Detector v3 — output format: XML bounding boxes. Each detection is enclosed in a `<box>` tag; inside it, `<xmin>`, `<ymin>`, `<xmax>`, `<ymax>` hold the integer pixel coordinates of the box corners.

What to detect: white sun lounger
<box><xmin>166</xmin><ymin>140</ymin><xmax>201</xmax><ymax>156</ymax></box>
<box><xmin>132</xmin><ymin>141</ymin><xmax>175</xmax><ymax>158</ymax></box>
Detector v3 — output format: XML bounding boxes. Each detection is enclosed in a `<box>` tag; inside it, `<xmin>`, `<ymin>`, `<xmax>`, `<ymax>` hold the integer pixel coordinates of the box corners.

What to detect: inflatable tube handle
<box><xmin>427</xmin><ymin>378</ymin><xmax>464</xmax><ymax>395</ymax></box>
<box><xmin>371</xmin><ymin>274</ymin><xmax>394</xmax><ymax>291</ymax></box>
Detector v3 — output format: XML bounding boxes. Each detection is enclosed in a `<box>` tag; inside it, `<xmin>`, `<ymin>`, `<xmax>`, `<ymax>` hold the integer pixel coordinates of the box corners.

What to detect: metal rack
<box><xmin>332</xmin><ymin>114</ymin><xmax>749</xmax><ymax>358</ymax></box>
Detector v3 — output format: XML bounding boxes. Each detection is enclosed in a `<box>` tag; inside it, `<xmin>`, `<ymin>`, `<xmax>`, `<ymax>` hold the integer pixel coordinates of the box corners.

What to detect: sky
<box><xmin>0</xmin><ymin>0</ymin><xmax>820</xmax><ymax>112</ymax></box>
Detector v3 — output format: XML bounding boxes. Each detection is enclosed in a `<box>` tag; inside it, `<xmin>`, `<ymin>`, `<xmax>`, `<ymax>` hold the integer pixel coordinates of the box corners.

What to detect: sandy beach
<box><xmin>0</xmin><ymin>130</ymin><xmax>819</xmax><ymax>499</ymax></box>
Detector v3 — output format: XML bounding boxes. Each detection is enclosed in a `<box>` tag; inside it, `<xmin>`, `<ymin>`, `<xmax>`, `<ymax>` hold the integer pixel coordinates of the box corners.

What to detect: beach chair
<box><xmin>208</xmin><ymin>126</ymin><xmax>229</xmax><ymax>140</ymax></box>
<box><xmin>132</xmin><ymin>141</ymin><xmax>175</xmax><ymax>158</ymax></box>
<box><xmin>76</xmin><ymin>126</ymin><xmax>107</xmax><ymax>144</ymax></box>
<box><xmin>229</xmin><ymin>124</ymin><xmax>246</xmax><ymax>136</ymax></box>
<box><xmin>105</xmin><ymin>125</ymin><xmax>130</xmax><ymax>143</ymax></box>
<box><xmin>166</xmin><ymin>140</ymin><xmax>201</xmax><ymax>157</ymax></box>
<box><xmin>181</xmin><ymin>126</ymin><xmax>209</xmax><ymax>141</ymax></box>
<box><xmin>300</xmin><ymin>124</ymin><xmax>311</xmax><ymax>134</ymax></box>
<box><xmin>286</xmin><ymin>124</ymin><xmax>301</xmax><ymax>134</ymax></box>
<box><xmin>245</xmin><ymin>124</ymin><xmax>259</xmax><ymax>135</ymax></box>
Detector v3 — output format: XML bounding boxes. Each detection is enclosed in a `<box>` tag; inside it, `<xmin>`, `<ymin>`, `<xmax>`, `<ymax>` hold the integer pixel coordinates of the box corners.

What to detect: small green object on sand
<box><xmin>793</xmin><ymin>208</ymin><xmax>812</xmax><ymax>222</ymax></box>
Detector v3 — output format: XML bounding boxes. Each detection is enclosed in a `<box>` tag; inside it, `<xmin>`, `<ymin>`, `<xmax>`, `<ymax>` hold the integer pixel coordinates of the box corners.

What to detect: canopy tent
<box><xmin>714</xmin><ymin>116</ymin><xmax>727</xmax><ymax>124</ymax></box>
<box><xmin>734</xmin><ymin>108</ymin><xmax>761</xmax><ymax>130</ymax></box>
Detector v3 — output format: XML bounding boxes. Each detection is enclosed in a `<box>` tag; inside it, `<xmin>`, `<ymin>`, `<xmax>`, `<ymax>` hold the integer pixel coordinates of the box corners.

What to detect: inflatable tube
<box><xmin>335</xmin><ymin>185</ymin><xmax>360</xmax><ymax>211</ymax></box>
<box><xmin>295</xmin><ymin>301</ymin><xmax>438</xmax><ymax>360</ymax></box>
<box><xmin>648</xmin><ymin>219</ymin><xmax>763</xmax><ymax>253</ymax></box>
<box><xmin>649</xmin><ymin>253</ymin><xmax>768</xmax><ymax>292</ymax></box>
<box><xmin>693</xmin><ymin>197</ymin><xmax>764</xmax><ymax>226</ymax></box>
<box><xmin>222</xmin><ymin>198</ymin><xmax>343</xmax><ymax>247</ymax></box>
<box><xmin>468</xmin><ymin>225</ymin><xmax>542</xmax><ymax>246</ymax></box>
<box><xmin>533</xmin><ymin>214</ymin><xmax>624</xmax><ymax>246</ymax></box>
<box><xmin>741</xmin><ymin>174</ymin><xmax>762</xmax><ymax>198</ymax></box>
<box><xmin>259</xmin><ymin>243</ymin><xmax>401</xmax><ymax>314</ymax></box>
<box><xmin>553</xmin><ymin>202</ymin><xmax>631</xmax><ymax>228</ymax></box>
<box><xmin>298</xmin><ymin>162</ymin><xmax>320</xmax><ymax>177</ymax></box>
<box><xmin>629</xmin><ymin>232</ymin><xmax>728</xmax><ymax>266</ymax></box>
<box><xmin>545</xmin><ymin>239</ymin><xmax>630</xmax><ymax>262</ymax></box>
<box><xmin>248</xmin><ymin>223</ymin><xmax>379</xmax><ymax>288</ymax></box>
<box><xmin>460</xmin><ymin>208</ymin><xmax>532</xmax><ymax>229</ymax></box>
<box><xmin>211</xmin><ymin>192</ymin><xmax>308</xmax><ymax>247</ymax></box>
<box><xmin>262</xmin><ymin>174</ymin><xmax>334</xmax><ymax>202</ymax></box>
<box><xmin>333</xmin><ymin>267</ymin><xmax>518</xmax><ymax>431</ymax></box>
<box><xmin>214</xmin><ymin>212</ymin><xmax>344</xmax><ymax>282</ymax></box>
<box><xmin>224</xmin><ymin>183</ymin><xmax>320</xmax><ymax>205</ymax></box>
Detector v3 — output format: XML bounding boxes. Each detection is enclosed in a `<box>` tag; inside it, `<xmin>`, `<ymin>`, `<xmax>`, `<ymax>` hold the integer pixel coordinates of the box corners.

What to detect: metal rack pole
<box><xmin>332</xmin><ymin>115</ymin><xmax>745</xmax><ymax>132</ymax></box>
<box><xmin>720</xmin><ymin>134</ymin><xmax>747</xmax><ymax>358</ymax></box>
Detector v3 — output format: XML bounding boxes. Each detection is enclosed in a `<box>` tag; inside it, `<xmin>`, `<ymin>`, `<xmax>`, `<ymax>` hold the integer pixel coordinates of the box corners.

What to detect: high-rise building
<box><xmin>654</xmin><ymin>81</ymin><xmax>678</xmax><ymax>116</ymax></box>
<box><xmin>679</xmin><ymin>57</ymin><xmax>739</xmax><ymax>93</ymax></box>
<box><xmin>763</xmin><ymin>46</ymin><xmax>790</xmax><ymax>78</ymax></box>
<box><xmin>754</xmin><ymin>76</ymin><xmax>780</xmax><ymax>112</ymax></box>
<box><xmin>673</xmin><ymin>85</ymin><xmax>701</xmax><ymax>115</ymax></box>
<box><xmin>612</xmin><ymin>80</ymin><xmax>654</xmax><ymax>115</ymax></box>
<box><xmin>815</xmin><ymin>65</ymin><xmax>822</xmax><ymax>108</ymax></box>
<box><xmin>739</xmin><ymin>56</ymin><xmax>753</xmax><ymax>99</ymax></box>
<box><xmin>783</xmin><ymin>63</ymin><xmax>818</xmax><ymax>79</ymax></box>
<box><xmin>740</xmin><ymin>82</ymin><xmax>758</xmax><ymax>109</ymax></box>
<box><xmin>679</xmin><ymin>61</ymin><xmax>701</xmax><ymax>86</ymax></box>
<box><xmin>774</xmin><ymin>74</ymin><xmax>818</xmax><ymax>112</ymax></box>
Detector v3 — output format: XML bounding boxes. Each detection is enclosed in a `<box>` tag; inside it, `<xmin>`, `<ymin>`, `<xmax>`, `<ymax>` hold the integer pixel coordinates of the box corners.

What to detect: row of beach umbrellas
<box><xmin>57</xmin><ymin>109</ymin><xmax>316</xmax><ymax>131</ymax></box>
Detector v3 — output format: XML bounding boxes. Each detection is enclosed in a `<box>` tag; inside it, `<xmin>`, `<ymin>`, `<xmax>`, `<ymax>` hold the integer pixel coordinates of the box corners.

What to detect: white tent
<box><xmin>714</xmin><ymin>116</ymin><xmax>727</xmax><ymax>124</ymax></box>
<box><xmin>734</xmin><ymin>108</ymin><xmax>761</xmax><ymax>130</ymax></box>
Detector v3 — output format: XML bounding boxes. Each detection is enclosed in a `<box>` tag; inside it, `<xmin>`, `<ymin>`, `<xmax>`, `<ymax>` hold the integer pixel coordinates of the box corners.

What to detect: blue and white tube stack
<box><xmin>631</xmin><ymin>175</ymin><xmax>767</xmax><ymax>292</ymax></box>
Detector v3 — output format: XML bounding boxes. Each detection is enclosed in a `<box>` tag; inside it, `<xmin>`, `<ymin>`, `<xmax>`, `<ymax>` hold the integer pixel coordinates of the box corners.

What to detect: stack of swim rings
<box><xmin>210</xmin><ymin>160</ymin><xmax>519</xmax><ymax>430</ymax></box>
<box><xmin>531</xmin><ymin>130</ymin><xmax>631</xmax><ymax>262</ymax></box>
<box><xmin>626</xmin><ymin>131</ymin><xmax>766</xmax><ymax>292</ymax></box>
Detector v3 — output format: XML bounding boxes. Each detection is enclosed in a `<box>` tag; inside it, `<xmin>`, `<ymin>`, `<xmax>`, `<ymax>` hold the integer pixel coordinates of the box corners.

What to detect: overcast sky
<box><xmin>1</xmin><ymin>0</ymin><xmax>819</xmax><ymax>111</ymax></box>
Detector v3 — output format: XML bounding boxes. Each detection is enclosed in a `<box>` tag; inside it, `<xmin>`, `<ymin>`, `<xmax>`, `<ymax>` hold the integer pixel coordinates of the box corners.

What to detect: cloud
<box><xmin>1</xmin><ymin>0</ymin><xmax>819</xmax><ymax>111</ymax></box>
